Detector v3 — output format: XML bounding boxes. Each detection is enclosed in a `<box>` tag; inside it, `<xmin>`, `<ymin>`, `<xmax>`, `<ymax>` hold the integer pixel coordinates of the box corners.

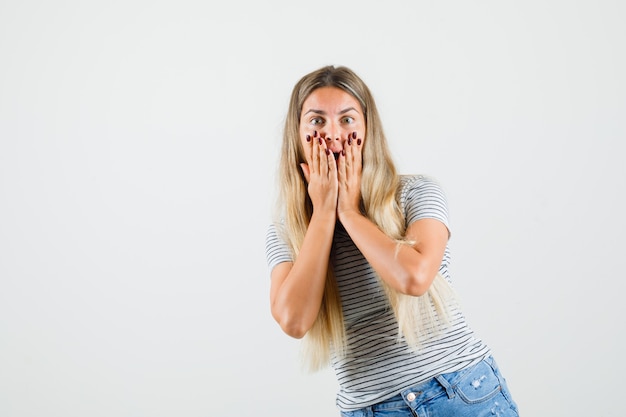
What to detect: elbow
<box><xmin>397</xmin><ymin>267</ymin><xmax>436</xmax><ymax>296</ymax></box>
<box><xmin>400</xmin><ymin>280</ymin><xmax>429</xmax><ymax>297</ymax></box>
<box><xmin>281</xmin><ymin>322</ymin><xmax>308</xmax><ymax>339</ymax></box>
<box><xmin>271</xmin><ymin>307</ymin><xmax>312</xmax><ymax>339</ymax></box>
<box><xmin>278</xmin><ymin>317</ymin><xmax>310</xmax><ymax>339</ymax></box>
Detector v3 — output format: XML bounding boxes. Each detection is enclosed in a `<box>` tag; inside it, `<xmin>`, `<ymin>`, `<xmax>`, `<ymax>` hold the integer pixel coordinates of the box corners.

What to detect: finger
<box><xmin>311</xmin><ymin>134</ymin><xmax>320</xmax><ymax>174</ymax></box>
<box><xmin>317</xmin><ymin>135</ymin><xmax>331</xmax><ymax>175</ymax></box>
<box><xmin>344</xmin><ymin>134</ymin><xmax>355</xmax><ymax>180</ymax></box>
<box><xmin>353</xmin><ymin>135</ymin><xmax>363</xmax><ymax>173</ymax></box>
<box><xmin>337</xmin><ymin>148</ymin><xmax>346</xmax><ymax>183</ymax></box>
<box><xmin>325</xmin><ymin>146</ymin><xmax>338</xmax><ymax>179</ymax></box>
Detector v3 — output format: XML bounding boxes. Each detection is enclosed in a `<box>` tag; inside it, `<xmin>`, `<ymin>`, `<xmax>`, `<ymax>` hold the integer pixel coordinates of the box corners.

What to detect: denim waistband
<box><xmin>400</xmin><ymin>357</ymin><xmax>491</xmax><ymax>406</ymax></box>
<box><xmin>341</xmin><ymin>356</ymin><xmax>514</xmax><ymax>417</ymax></box>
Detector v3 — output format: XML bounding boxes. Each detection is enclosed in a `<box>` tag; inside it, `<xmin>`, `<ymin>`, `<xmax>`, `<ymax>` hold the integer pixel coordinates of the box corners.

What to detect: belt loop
<box><xmin>435</xmin><ymin>375</ymin><xmax>456</xmax><ymax>399</ymax></box>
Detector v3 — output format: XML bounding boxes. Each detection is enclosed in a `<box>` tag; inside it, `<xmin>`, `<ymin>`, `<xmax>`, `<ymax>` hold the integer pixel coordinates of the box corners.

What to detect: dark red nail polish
<box><xmin>352</xmin><ymin>131</ymin><xmax>357</xmax><ymax>139</ymax></box>
<box><xmin>306</xmin><ymin>135</ymin><xmax>311</xmax><ymax>142</ymax></box>
<box><xmin>313</xmin><ymin>130</ymin><xmax>318</xmax><ymax>137</ymax></box>
<box><xmin>325</xmin><ymin>148</ymin><xmax>330</xmax><ymax>155</ymax></box>
<box><xmin>318</xmin><ymin>137</ymin><xmax>323</xmax><ymax>145</ymax></box>
<box><xmin>341</xmin><ymin>150</ymin><xmax>345</xmax><ymax>156</ymax></box>
<box><xmin>348</xmin><ymin>138</ymin><xmax>352</xmax><ymax>145</ymax></box>
<box><xmin>357</xmin><ymin>138</ymin><xmax>362</xmax><ymax>145</ymax></box>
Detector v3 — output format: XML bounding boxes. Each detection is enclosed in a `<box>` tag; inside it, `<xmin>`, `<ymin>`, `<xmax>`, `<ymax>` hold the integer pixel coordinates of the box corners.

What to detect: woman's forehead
<box><xmin>302</xmin><ymin>87</ymin><xmax>362</xmax><ymax>114</ymax></box>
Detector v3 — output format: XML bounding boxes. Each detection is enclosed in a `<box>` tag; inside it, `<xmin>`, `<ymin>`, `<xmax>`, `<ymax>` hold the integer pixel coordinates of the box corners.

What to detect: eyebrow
<box><xmin>303</xmin><ymin>107</ymin><xmax>360</xmax><ymax>116</ymax></box>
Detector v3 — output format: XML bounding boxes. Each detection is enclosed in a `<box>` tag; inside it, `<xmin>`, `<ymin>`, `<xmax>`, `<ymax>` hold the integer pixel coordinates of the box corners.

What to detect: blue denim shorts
<box><xmin>340</xmin><ymin>356</ymin><xmax>519</xmax><ymax>417</ymax></box>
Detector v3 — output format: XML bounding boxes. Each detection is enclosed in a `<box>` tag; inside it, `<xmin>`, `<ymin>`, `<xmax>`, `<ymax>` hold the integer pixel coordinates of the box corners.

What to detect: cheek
<box><xmin>358</xmin><ymin>126</ymin><xmax>366</xmax><ymax>140</ymax></box>
<box><xmin>297</xmin><ymin>126</ymin><xmax>306</xmax><ymax>146</ymax></box>
<box><xmin>299</xmin><ymin>125</ymin><xmax>311</xmax><ymax>142</ymax></box>
<box><xmin>299</xmin><ymin>134</ymin><xmax>312</xmax><ymax>157</ymax></box>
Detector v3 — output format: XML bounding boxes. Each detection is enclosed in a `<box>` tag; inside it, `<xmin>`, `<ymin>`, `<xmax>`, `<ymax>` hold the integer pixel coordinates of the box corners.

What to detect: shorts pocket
<box><xmin>452</xmin><ymin>359</ymin><xmax>502</xmax><ymax>404</ymax></box>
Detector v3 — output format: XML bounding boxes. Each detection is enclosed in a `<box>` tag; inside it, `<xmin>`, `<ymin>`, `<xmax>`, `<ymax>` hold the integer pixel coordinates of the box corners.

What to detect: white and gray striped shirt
<box><xmin>265</xmin><ymin>175</ymin><xmax>491</xmax><ymax>411</ymax></box>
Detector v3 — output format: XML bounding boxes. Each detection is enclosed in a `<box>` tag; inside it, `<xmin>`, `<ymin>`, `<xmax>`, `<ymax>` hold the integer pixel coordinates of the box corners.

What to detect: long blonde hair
<box><xmin>273</xmin><ymin>65</ymin><xmax>457</xmax><ymax>372</ymax></box>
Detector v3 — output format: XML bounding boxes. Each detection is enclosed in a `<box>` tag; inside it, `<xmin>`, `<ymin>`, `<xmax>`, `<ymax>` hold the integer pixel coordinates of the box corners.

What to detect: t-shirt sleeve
<box><xmin>402</xmin><ymin>175</ymin><xmax>451</xmax><ymax>235</ymax></box>
<box><xmin>265</xmin><ymin>222</ymin><xmax>294</xmax><ymax>272</ymax></box>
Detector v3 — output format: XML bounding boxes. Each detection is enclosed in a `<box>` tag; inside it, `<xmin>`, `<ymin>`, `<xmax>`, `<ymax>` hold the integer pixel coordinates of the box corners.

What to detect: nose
<box><xmin>323</xmin><ymin>135</ymin><xmax>343</xmax><ymax>152</ymax></box>
<box><xmin>321</xmin><ymin>128</ymin><xmax>346</xmax><ymax>152</ymax></box>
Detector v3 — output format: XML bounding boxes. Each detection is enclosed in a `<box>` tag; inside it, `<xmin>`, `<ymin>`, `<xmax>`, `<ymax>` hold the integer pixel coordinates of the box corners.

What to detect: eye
<box><xmin>341</xmin><ymin>116</ymin><xmax>355</xmax><ymax>124</ymax></box>
<box><xmin>310</xmin><ymin>117</ymin><xmax>324</xmax><ymax>126</ymax></box>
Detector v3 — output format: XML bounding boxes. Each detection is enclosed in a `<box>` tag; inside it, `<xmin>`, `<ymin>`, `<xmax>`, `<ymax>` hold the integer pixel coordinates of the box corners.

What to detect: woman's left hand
<box><xmin>337</xmin><ymin>132</ymin><xmax>363</xmax><ymax>219</ymax></box>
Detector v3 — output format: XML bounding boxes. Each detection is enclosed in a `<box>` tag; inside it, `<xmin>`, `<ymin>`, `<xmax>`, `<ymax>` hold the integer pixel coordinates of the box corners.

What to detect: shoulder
<box><xmin>265</xmin><ymin>219</ymin><xmax>285</xmax><ymax>244</ymax></box>
<box><xmin>398</xmin><ymin>174</ymin><xmax>450</xmax><ymax>227</ymax></box>
<box><xmin>265</xmin><ymin>220</ymin><xmax>293</xmax><ymax>269</ymax></box>
<box><xmin>398</xmin><ymin>174</ymin><xmax>447</xmax><ymax>200</ymax></box>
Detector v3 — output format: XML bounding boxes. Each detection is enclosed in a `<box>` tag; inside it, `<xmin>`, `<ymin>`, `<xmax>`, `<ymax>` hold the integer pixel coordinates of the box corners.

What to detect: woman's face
<box><xmin>299</xmin><ymin>86</ymin><xmax>366</xmax><ymax>159</ymax></box>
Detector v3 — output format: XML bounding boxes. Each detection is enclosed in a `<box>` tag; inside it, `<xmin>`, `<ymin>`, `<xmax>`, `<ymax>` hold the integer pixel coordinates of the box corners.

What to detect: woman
<box><xmin>265</xmin><ymin>65</ymin><xmax>519</xmax><ymax>416</ymax></box>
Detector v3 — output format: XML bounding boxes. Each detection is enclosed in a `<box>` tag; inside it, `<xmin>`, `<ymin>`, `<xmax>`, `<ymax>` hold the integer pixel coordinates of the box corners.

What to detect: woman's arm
<box><xmin>337</xmin><ymin>212</ymin><xmax>448</xmax><ymax>296</ymax></box>
<box><xmin>337</xmin><ymin>139</ymin><xmax>447</xmax><ymax>296</ymax></box>
<box><xmin>269</xmin><ymin>212</ymin><xmax>336</xmax><ymax>339</ymax></box>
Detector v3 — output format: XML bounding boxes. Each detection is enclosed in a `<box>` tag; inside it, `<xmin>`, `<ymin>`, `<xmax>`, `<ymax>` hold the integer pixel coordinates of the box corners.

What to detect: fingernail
<box><xmin>318</xmin><ymin>137</ymin><xmax>323</xmax><ymax>145</ymax></box>
<box><xmin>306</xmin><ymin>135</ymin><xmax>311</xmax><ymax>142</ymax></box>
<box><xmin>341</xmin><ymin>150</ymin><xmax>345</xmax><ymax>156</ymax></box>
<box><xmin>348</xmin><ymin>138</ymin><xmax>352</xmax><ymax>145</ymax></box>
<box><xmin>357</xmin><ymin>138</ymin><xmax>362</xmax><ymax>145</ymax></box>
<box><xmin>313</xmin><ymin>130</ymin><xmax>318</xmax><ymax>137</ymax></box>
<box><xmin>352</xmin><ymin>131</ymin><xmax>357</xmax><ymax>139</ymax></box>
<box><xmin>325</xmin><ymin>148</ymin><xmax>330</xmax><ymax>155</ymax></box>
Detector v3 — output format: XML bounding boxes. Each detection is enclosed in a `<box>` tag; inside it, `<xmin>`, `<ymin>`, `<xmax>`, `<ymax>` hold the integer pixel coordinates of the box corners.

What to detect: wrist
<box><xmin>337</xmin><ymin>208</ymin><xmax>362</xmax><ymax>224</ymax></box>
<box><xmin>311</xmin><ymin>209</ymin><xmax>337</xmax><ymax>224</ymax></box>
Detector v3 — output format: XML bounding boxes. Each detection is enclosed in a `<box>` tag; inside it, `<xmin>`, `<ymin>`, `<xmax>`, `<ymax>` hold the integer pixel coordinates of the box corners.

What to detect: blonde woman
<box><xmin>265</xmin><ymin>65</ymin><xmax>519</xmax><ymax>416</ymax></box>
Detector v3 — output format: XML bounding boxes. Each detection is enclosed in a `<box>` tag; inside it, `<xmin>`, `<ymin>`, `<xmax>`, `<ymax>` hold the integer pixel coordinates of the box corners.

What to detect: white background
<box><xmin>1</xmin><ymin>1</ymin><xmax>624</xmax><ymax>416</ymax></box>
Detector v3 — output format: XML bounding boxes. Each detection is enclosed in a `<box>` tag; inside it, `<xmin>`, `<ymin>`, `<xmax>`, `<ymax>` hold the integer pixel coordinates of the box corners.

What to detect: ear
<box><xmin>300</xmin><ymin>163</ymin><xmax>310</xmax><ymax>183</ymax></box>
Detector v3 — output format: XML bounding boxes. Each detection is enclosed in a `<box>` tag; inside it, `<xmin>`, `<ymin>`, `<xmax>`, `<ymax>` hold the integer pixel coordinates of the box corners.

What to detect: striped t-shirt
<box><xmin>265</xmin><ymin>175</ymin><xmax>491</xmax><ymax>411</ymax></box>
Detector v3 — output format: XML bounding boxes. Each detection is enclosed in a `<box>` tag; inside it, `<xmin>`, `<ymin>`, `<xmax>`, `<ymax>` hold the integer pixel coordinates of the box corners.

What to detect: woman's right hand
<box><xmin>300</xmin><ymin>131</ymin><xmax>339</xmax><ymax>215</ymax></box>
